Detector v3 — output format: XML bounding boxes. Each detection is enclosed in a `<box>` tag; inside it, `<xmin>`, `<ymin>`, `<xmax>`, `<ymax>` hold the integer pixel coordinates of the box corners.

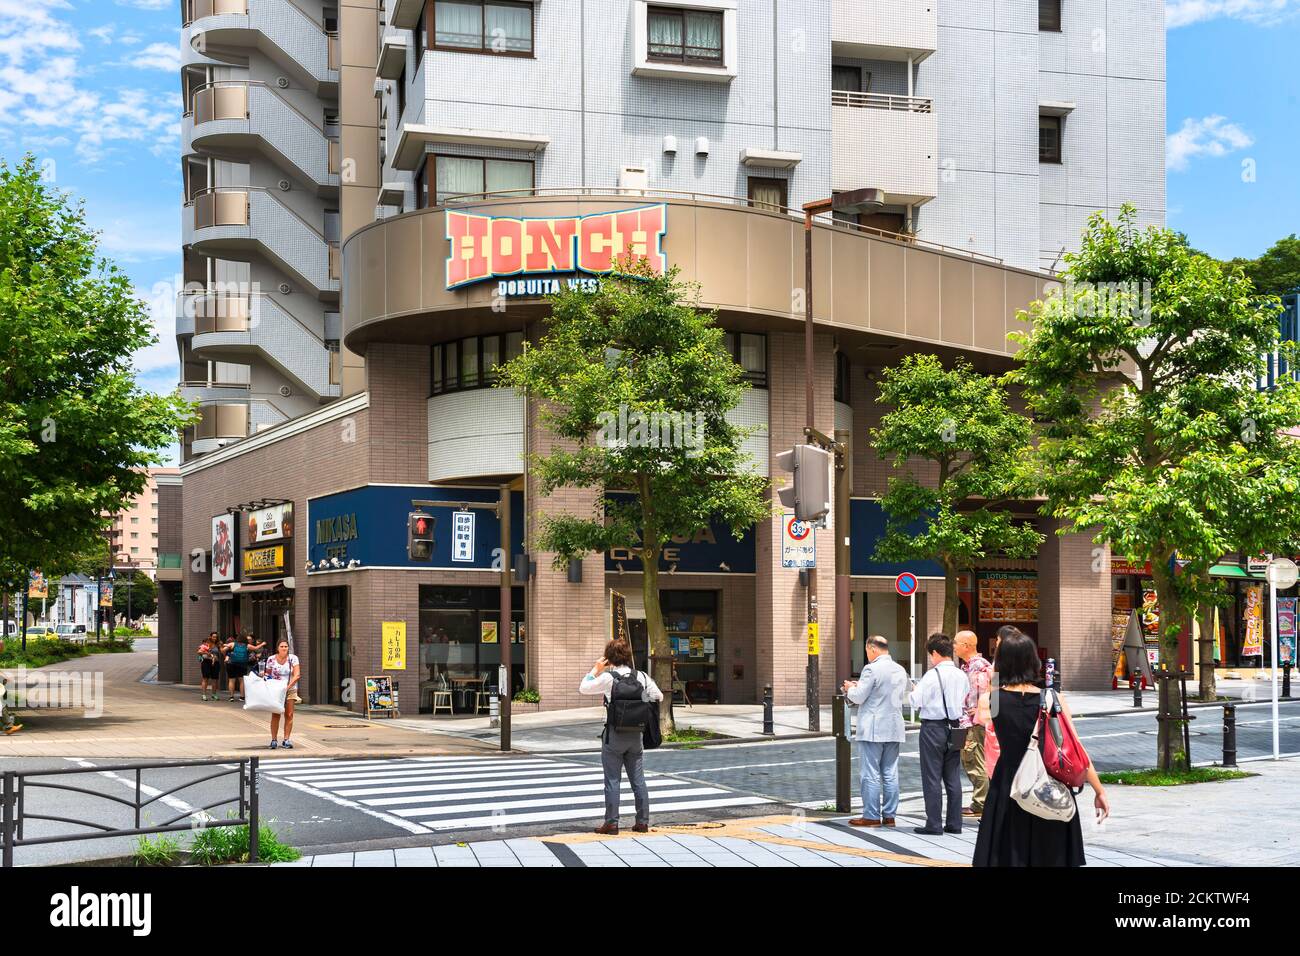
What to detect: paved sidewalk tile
<box><xmin>354</xmin><ymin>850</ymin><xmax>396</xmax><ymax>867</ymax></box>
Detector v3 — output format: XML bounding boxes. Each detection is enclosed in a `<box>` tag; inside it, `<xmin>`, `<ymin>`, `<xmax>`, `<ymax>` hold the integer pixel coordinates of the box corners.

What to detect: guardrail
<box><xmin>2</xmin><ymin>758</ymin><xmax>260</xmax><ymax>867</ymax></box>
<box><xmin>831</xmin><ymin>90</ymin><xmax>933</xmax><ymax>113</ymax></box>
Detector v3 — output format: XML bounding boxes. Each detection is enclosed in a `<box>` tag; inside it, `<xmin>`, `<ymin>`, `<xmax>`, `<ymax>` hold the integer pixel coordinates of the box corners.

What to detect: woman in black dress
<box><xmin>973</xmin><ymin>631</ymin><xmax>1109</xmax><ymax>867</ymax></box>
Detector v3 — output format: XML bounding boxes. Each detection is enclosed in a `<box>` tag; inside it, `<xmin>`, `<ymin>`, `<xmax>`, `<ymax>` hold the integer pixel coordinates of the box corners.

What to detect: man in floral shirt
<box><xmin>954</xmin><ymin>630</ymin><xmax>992</xmax><ymax>817</ymax></box>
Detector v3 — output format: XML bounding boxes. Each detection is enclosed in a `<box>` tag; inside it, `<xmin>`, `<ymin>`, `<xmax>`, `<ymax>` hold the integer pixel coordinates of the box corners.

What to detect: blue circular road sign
<box><xmin>895</xmin><ymin>572</ymin><xmax>918</xmax><ymax>596</ymax></box>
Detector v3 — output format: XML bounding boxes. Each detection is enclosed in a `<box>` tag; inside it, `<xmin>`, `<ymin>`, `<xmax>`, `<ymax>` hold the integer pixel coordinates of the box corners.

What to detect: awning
<box><xmin>211</xmin><ymin>592</ymin><xmax>234</xmax><ymax>602</ymax></box>
<box><xmin>1209</xmin><ymin>564</ymin><xmax>1264</xmax><ymax>579</ymax></box>
<box><xmin>236</xmin><ymin>581</ymin><xmax>289</xmax><ymax>593</ymax></box>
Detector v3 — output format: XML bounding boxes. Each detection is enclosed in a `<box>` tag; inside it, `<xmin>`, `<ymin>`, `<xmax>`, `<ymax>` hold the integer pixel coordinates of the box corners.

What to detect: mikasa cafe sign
<box><xmin>445</xmin><ymin>203</ymin><xmax>668</xmax><ymax>294</ymax></box>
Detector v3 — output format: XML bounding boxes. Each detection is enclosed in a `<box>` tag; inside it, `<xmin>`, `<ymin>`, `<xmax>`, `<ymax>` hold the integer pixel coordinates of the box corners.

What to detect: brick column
<box><xmin>1038</xmin><ymin>520</ymin><xmax>1114</xmax><ymax>690</ymax></box>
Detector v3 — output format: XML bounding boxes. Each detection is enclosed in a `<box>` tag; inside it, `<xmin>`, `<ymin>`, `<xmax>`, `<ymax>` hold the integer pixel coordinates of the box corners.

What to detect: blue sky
<box><xmin>0</xmin><ymin>0</ymin><xmax>1295</xmax><ymax>429</ymax></box>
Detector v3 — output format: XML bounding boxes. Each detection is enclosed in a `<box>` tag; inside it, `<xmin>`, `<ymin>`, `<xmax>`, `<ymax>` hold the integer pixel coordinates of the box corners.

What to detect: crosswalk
<box><xmin>260</xmin><ymin>755</ymin><xmax>771</xmax><ymax>834</ymax></box>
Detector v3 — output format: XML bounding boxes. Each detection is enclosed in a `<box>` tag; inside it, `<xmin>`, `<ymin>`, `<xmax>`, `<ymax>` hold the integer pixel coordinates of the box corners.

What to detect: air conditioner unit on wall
<box><xmin>618</xmin><ymin>164</ymin><xmax>648</xmax><ymax>194</ymax></box>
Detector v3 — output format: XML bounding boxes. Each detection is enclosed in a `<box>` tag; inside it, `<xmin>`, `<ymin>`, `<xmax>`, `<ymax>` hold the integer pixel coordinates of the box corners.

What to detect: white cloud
<box><xmin>116</xmin><ymin>0</ymin><xmax>174</xmax><ymax>8</ymax></box>
<box><xmin>129</xmin><ymin>42</ymin><xmax>181</xmax><ymax>72</ymax></box>
<box><xmin>1168</xmin><ymin>0</ymin><xmax>1300</xmax><ymax>27</ymax></box>
<box><xmin>1166</xmin><ymin>115</ymin><xmax>1254</xmax><ymax>171</ymax></box>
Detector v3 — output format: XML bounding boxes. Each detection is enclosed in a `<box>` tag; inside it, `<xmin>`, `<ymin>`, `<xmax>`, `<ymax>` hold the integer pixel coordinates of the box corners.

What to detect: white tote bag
<box><xmin>243</xmin><ymin>674</ymin><xmax>287</xmax><ymax>715</ymax></box>
<box><xmin>1010</xmin><ymin>710</ymin><xmax>1078</xmax><ymax>823</ymax></box>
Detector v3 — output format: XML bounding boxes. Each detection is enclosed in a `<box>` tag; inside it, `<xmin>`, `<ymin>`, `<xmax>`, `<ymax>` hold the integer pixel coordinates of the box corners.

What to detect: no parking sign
<box><xmin>895</xmin><ymin>572</ymin><xmax>918</xmax><ymax>597</ymax></box>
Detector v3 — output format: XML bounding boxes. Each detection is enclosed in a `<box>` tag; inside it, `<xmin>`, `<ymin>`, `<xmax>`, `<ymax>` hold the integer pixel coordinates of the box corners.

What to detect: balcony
<box><xmin>180</xmin><ymin>291</ymin><xmax>341</xmax><ymax>400</ymax></box>
<box><xmin>189</xmin><ymin>401</ymin><xmax>251</xmax><ymax>455</ymax></box>
<box><xmin>832</xmin><ymin>92</ymin><xmax>938</xmax><ymax>206</ymax></box>
<box><xmin>187</xmin><ymin>82</ymin><xmax>338</xmax><ymax>193</ymax></box>
<box><xmin>832</xmin><ymin>0</ymin><xmax>937</xmax><ymax>61</ymax></box>
<box><xmin>184</xmin><ymin>0</ymin><xmax>339</xmax><ymax>93</ymax></box>
<box><xmin>185</xmin><ymin>187</ymin><xmax>340</xmax><ymax>298</ymax></box>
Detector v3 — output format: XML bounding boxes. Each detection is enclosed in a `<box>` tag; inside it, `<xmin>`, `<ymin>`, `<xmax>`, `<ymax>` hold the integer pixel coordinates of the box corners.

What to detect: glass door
<box><xmin>325</xmin><ymin>587</ymin><xmax>349</xmax><ymax>706</ymax></box>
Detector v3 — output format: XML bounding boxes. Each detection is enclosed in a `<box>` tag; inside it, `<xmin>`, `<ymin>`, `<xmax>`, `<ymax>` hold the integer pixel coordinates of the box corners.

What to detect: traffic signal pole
<box><xmin>803</xmin><ymin>206</ymin><xmax>820</xmax><ymax>733</ymax></box>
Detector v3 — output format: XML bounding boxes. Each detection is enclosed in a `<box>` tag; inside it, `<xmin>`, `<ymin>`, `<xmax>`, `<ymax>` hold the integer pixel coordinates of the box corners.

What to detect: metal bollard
<box><xmin>1132</xmin><ymin>677</ymin><xmax>1142</xmax><ymax>708</ymax></box>
<box><xmin>1284</xmin><ymin>663</ymin><xmax>1292</xmax><ymax>700</ymax></box>
<box><xmin>1222</xmin><ymin>704</ymin><xmax>1237</xmax><ymax>769</ymax></box>
<box><xmin>762</xmin><ymin>684</ymin><xmax>774</xmax><ymax>736</ymax></box>
<box><xmin>833</xmin><ymin>693</ymin><xmax>851</xmax><ymax>813</ymax></box>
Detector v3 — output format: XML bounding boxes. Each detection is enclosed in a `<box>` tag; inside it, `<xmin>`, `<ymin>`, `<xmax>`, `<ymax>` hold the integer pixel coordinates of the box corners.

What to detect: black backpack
<box><xmin>607</xmin><ymin>669</ymin><xmax>651</xmax><ymax>732</ymax></box>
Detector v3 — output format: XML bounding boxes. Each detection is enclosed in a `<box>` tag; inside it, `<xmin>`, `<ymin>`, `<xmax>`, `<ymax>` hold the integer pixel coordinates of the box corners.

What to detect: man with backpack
<box><xmin>578</xmin><ymin>638</ymin><xmax>664</xmax><ymax>835</ymax></box>
<box><xmin>222</xmin><ymin>632</ymin><xmax>265</xmax><ymax>702</ymax></box>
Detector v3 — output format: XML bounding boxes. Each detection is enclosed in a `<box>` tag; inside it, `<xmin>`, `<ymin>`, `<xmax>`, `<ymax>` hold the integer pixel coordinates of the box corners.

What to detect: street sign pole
<box><xmin>1267</xmin><ymin>558</ymin><xmax>1299</xmax><ymax>760</ymax></box>
<box><xmin>909</xmin><ymin>591</ymin><xmax>917</xmax><ymax>724</ymax></box>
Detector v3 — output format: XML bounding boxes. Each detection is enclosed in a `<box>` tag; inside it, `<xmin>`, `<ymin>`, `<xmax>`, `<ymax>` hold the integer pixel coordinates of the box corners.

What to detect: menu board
<box><xmin>977</xmin><ymin>572</ymin><xmax>1039</xmax><ymax>623</ymax></box>
<box><xmin>364</xmin><ymin>675</ymin><xmax>398</xmax><ymax>718</ymax></box>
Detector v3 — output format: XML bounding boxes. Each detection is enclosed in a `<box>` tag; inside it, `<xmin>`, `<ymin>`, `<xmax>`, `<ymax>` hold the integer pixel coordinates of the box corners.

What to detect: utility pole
<box><xmin>499</xmin><ymin>481</ymin><xmax>512</xmax><ymax>753</ymax></box>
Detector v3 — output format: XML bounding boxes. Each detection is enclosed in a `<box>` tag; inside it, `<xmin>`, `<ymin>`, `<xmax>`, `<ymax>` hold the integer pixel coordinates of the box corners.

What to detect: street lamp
<box><xmin>797</xmin><ymin>189</ymin><xmax>884</xmax><ymax>733</ymax></box>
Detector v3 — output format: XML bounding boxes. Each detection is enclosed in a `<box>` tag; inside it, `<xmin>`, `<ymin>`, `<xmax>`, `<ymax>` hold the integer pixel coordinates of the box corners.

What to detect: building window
<box><xmin>647</xmin><ymin>6</ymin><xmax>723</xmax><ymax>64</ymax></box>
<box><xmin>831</xmin><ymin>64</ymin><xmax>864</xmax><ymax>93</ymax></box>
<box><xmin>396</xmin><ymin>67</ymin><xmax>406</xmax><ymax>122</ymax></box>
<box><xmin>432</xmin><ymin>155</ymin><xmax>533</xmax><ymax>205</ymax></box>
<box><xmin>747</xmin><ymin>177</ymin><xmax>787</xmax><ymax>212</ymax></box>
<box><xmin>433</xmin><ymin>0</ymin><xmax>534</xmax><ymax>55</ymax></box>
<box><xmin>431</xmin><ymin>331</ymin><xmax>525</xmax><ymax>396</ymax></box>
<box><xmin>1039</xmin><ymin>0</ymin><xmax>1061</xmax><ymax>31</ymax></box>
<box><xmin>834</xmin><ymin>351</ymin><xmax>850</xmax><ymax>404</ymax></box>
<box><xmin>1039</xmin><ymin>114</ymin><xmax>1063</xmax><ymax>163</ymax></box>
<box><xmin>723</xmin><ymin>331</ymin><xmax>767</xmax><ymax>388</ymax></box>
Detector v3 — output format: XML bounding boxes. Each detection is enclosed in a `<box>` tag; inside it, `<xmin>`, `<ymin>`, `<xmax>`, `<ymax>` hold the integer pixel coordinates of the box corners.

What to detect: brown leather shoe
<box><xmin>632</xmin><ymin>823</ymin><xmax>649</xmax><ymax>833</ymax></box>
<box><xmin>594</xmin><ymin>822</ymin><xmax>619</xmax><ymax>835</ymax></box>
<box><xmin>883</xmin><ymin>818</ymin><xmax>896</xmax><ymax>826</ymax></box>
<box><xmin>963</xmin><ymin>806</ymin><xmax>983</xmax><ymax>818</ymax></box>
<box><xmin>848</xmin><ymin>818</ymin><xmax>882</xmax><ymax>827</ymax></box>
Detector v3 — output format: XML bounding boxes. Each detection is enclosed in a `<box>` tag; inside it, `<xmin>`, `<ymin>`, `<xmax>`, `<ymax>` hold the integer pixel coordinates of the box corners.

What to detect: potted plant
<box><xmin>511</xmin><ymin>688</ymin><xmax>541</xmax><ymax>712</ymax></box>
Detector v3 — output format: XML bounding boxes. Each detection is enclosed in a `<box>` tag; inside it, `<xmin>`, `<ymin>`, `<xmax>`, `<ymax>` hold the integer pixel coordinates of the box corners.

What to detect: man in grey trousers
<box><xmin>578</xmin><ymin>638</ymin><xmax>664</xmax><ymax>836</ymax></box>
<box><xmin>908</xmin><ymin>633</ymin><xmax>971</xmax><ymax>835</ymax></box>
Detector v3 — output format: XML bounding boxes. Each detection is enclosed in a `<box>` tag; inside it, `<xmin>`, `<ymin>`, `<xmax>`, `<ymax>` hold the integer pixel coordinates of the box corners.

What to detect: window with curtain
<box><xmin>747</xmin><ymin>177</ymin><xmax>786</xmax><ymax>212</ymax></box>
<box><xmin>723</xmin><ymin>332</ymin><xmax>768</xmax><ymax>388</ymax></box>
<box><xmin>1038</xmin><ymin>0</ymin><xmax>1061</xmax><ymax>31</ymax></box>
<box><xmin>432</xmin><ymin>333</ymin><xmax>526</xmax><ymax>396</ymax></box>
<box><xmin>434</xmin><ymin>156</ymin><xmax>533</xmax><ymax>205</ymax></box>
<box><xmin>647</xmin><ymin>6</ymin><xmax>723</xmax><ymax>64</ymax></box>
<box><xmin>1039</xmin><ymin>114</ymin><xmax>1063</xmax><ymax>163</ymax></box>
<box><xmin>434</xmin><ymin>0</ymin><xmax>533</xmax><ymax>54</ymax></box>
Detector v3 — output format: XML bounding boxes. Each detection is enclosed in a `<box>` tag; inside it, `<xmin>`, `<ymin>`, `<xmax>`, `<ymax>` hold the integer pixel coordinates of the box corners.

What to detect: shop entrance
<box><xmin>627</xmin><ymin>590</ymin><xmax>719</xmax><ymax>705</ymax></box>
<box><xmin>418</xmin><ymin>586</ymin><xmax>525</xmax><ymax>714</ymax></box>
<box><xmin>311</xmin><ymin>586</ymin><xmax>350</xmax><ymax>706</ymax></box>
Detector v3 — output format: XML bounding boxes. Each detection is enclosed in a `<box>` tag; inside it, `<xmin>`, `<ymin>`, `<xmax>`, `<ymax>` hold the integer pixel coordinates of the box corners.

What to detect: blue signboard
<box><xmin>308</xmin><ymin>485</ymin><xmax>524</xmax><ymax>571</ymax></box>
<box><xmin>850</xmin><ymin>499</ymin><xmax>944</xmax><ymax>578</ymax></box>
<box><xmin>602</xmin><ymin>494</ymin><xmax>756</xmax><ymax>574</ymax></box>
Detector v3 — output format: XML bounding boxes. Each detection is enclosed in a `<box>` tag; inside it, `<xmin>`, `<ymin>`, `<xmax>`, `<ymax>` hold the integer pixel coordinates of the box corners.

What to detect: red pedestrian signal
<box><xmin>408</xmin><ymin>512</ymin><xmax>435</xmax><ymax>561</ymax></box>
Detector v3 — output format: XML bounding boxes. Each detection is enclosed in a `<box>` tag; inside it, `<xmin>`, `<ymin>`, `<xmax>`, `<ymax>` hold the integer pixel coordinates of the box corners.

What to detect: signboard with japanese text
<box><xmin>248</xmin><ymin>503</ymin><xmax>293</xmax><ymax>545</ymax></box>
<box><xmin>212</xmin><ymin>514</ymin><xmax>237</xmax><ymax>584</ymax></box>
<box><xmin>381</xmin><ymin>621</ymin><xmax>406</xmax><ymax>670</ymax></box>
<box><xmin>451</xmin><ymin>511</ymin><xmax>475</xmax><ymax>563</ymax></box>
<box><xmin>781</xmin><ymin>515</ymin><xmax>816</xmax><ymax>569</ymax></box>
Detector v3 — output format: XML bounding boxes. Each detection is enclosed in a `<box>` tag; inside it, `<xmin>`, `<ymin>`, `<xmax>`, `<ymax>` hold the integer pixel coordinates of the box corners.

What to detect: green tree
<box><xmin>0</xmin><ymin>156</ymin><xmax>195</xmax><ymax>609</ymax></box>
<box><xmin>1228</xmin><ymin>234</ymin><xmax>1300</xmax><ymax>297</ymax></box>
<box><xmin>871</xmin><ymin>354</ymin><xmax>1043</xmax><ymax>635</ymax></box>
<box><xmin>496</xmin><ymin>258</ymin><xmax>769</xmax><ymax>734</ymax></box>
<box><xmin>1011</xmin><ymin>205</ymin><xmax>1300</xmax><ymax>766</ymax></box>
<box><xmin>112</xmin><ymin>570</ymin><xmax>157</xmax><ymax>622</ymax></box>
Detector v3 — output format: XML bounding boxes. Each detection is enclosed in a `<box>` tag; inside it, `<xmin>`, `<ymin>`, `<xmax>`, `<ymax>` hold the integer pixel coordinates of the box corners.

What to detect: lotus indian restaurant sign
<box><xmin>445</xmin><ymin>204</ymin><xmax>668</xmax><ymax>295</ymax></box>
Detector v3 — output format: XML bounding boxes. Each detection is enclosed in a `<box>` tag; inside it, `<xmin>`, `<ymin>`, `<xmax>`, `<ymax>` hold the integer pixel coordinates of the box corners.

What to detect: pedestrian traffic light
<box><xmin>407</xmin><ymin>512</ymin><xmax>435</xmax><ymax>561</ymax></box>
<box><xmin>774</xmin><ymin>444</ymin><xmax>831</xmax><ymax>522</ymax></box>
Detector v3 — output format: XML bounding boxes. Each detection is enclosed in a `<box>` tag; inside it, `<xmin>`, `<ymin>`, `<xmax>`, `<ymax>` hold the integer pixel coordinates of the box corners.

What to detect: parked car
<box><xmin>54</xmin><ymin>624</ymin><xmax>88</xmax><ymax>644</ymax></box>
<box><xmin>24</xmin><ymin>625</ymin><xmax>56</xmax><ymax>640</ymax></box>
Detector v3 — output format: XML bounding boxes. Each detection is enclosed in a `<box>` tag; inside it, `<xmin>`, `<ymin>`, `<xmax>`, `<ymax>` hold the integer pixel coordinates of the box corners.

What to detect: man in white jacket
<box><xmin>842</xmin><ymin>635</ymin><xmax>908</xmax><ymax>827</ymax></box>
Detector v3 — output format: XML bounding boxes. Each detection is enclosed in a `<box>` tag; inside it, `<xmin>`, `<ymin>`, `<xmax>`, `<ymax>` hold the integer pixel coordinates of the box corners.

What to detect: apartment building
<box><xmin>108</xmin><ymin>468</ymin><xmax>181</xmax><ymax>576</ymax></box>
<box><xmin>165</xmin><ymin>1</ymin><xmax>1169</xmax><ymax>708</ymax></box>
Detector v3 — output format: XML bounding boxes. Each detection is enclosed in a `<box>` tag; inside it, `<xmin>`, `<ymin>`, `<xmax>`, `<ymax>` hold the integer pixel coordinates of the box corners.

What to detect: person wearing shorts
<box><xmin>262</xmin><ymin>640</ymin><xmax>300</xmax><ymax>749</ymax></box>
<box><xmin>198</xmin><ymin>631</ymin><xmax>222</xmax><ymax>701</ymax></box>
<box><xmin>222</xmin><ymin>633</ymin><xmax>264</xmax><ymax>701</ymax></box>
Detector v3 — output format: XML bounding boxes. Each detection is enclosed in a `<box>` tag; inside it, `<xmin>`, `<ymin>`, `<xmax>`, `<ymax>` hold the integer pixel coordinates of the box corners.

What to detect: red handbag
<box><xmin>1038</xmin><ymin>690</ymin><xmax>1089</xmax><ymax>790</ymax></box>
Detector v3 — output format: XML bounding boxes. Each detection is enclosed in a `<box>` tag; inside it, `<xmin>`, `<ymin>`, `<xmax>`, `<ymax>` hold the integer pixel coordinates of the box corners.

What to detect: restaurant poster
<box><xmin>27</xmin><ymin>570</ymin><xmax>47</xmax><ymax>600</ymax></box>
<box><xmin>1279</xmin><ymin>598</ymin><xmax>1297</xmax><ymax>664</ymax></box>
<box><xmin>381</xmin><ymin>621</ymin><xmax>406</xmax><ymax>670</ymax></box>
<box><xmin>976</xmin><ymin>572</ymin><xmax>1039</xmax><ymax>623</ymax></box>
<box><xmin>1242</xmin><ymin>584</ymin><xmax>1265</xmax><ymax>658</ymax></box>
<box><xmin>480</xmin><ymin>620</ymin><xmax>498</xmax><ymax>644</ymax></box>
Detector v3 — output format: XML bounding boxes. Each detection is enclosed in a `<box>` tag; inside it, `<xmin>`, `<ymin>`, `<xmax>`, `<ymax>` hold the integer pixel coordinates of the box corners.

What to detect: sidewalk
<box><xmin>269</xmin><ymin>811</ymin><xmax>1188</xmax><ymax>869</ymax></box>
<box><xmin>0</xmin><ymin>650</ymin><xmax>493</xmax><ymax>759</ymax></box>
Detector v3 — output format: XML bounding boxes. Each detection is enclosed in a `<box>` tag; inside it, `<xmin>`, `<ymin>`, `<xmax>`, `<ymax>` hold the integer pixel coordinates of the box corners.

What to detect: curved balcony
<box><xmin>186</xmin><ymin>82</ymin><xmax>338</xmax><ymax>192</ymax></box>
<box><xmin>185</xmin><ymin>187</ymin><xmax>340</xmax><ymax>298</ymax></box>
<box><xmin>180</xmin><ymin>290</ymin><xmax>341</xmax><ymax>400</ymax></box>
<box><xmin>341</xmin><ymin>189</ymin><xmax>1043</xmax><ymax>359</ymax></box>
<box><xmin>183</xmin><ymin>0</ymin><xmax>339</xmax><ymax>94</ymax></box>
<box><xmin>188</xmin><ymin>399</ymin><xmax>250</xmax><ymax>456</ymax></box>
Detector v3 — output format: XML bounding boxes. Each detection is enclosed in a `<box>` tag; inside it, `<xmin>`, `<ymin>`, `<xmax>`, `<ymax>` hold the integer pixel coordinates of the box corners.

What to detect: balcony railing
<box><xmin>191</xmin><ymin>82</ymin><xmax>248</xmax><ymax>124</ymax></box>
<box><xmin>183</xmin><ymin>0</ymin><xmax>247</xmax><ymax>25</ymax></box>
<box><xmin>832</xmin><ymin>90</ymin><xmax>933</xmax><ymax>113</ymax></box>
<box><xmin>190</xmin><ymin>188</ymin><xmax>250</xmax><ymax>228</ymax></box>
<box><xmin>327</xmin><ymin>32</ymin><xmax>340</xmax><ymax>70</ymax></box>
<box><xmin>193</xmin><ymin>403</ymin><xmax>250</xmax><ymax>441</ymax></box>
<box><xmin>329</xmin><ymin>138</ymin><xmax>341</xmax><ymax>174</ymax></box>
<box><xmin>181</xmin><ymin>290</ymin><xmax>253</xmax><ymax>333</ymax></box>
<box><xmin>329</xmin><ymin>243</ymin><xmax>340</xmax><ymax>280</ymax></box>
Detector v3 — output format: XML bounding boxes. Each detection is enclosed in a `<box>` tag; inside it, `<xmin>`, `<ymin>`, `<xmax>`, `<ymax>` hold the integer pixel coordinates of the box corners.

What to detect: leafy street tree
<box><xmin>113</xmin><ymin>570</ymin><xmax>158</xmax><ymax>623</ymax></box>
<box><xmin>1011</xmin><ymin>206</ymin><xmax>1300</xmax><ymax>766</ymax></box>
<box><xmin>0</xmin><ymin>156</ymin><xmax>195</xmax><ymax>621</ymax></box>
<box><xmin>496</xmin><ymin>257</ymin><xmax>769</xmax><ymax>734</ymax></box>
<box><xmin>871</xmin><ymin>353</ymin><xmax>1043</xmax><ymax>636</ymax></box>
<box><xmin>1228</xmin><ymin>234</ymin><xmax>1300</xmax><ymax>298</ymax></box>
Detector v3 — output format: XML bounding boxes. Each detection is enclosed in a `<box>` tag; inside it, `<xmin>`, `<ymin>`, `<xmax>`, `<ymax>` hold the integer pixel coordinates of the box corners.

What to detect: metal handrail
<box><xmin>179</xmin><ymin>380</ymin><xmax>252</xmax><ymax>391</ymax></box>
<box><xmin>2</xmin><ymin>758</ymin><xmax>260</xmax><ymax>866</ymax></box>
<box><xmin>831</xmin><ymin>89</ymin><xmax>933</xmax><ymax>113</ymax></box>
<box><xmin>437</xmin><ymin>186</ymin><xmax>1004</xmax><ymax>266</ymax></box>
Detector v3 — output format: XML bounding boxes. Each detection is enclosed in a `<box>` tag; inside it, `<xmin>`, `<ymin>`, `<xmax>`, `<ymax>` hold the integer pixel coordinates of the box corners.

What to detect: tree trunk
<box><xmin>1195</xmin><ymin>587</ymin><xmax>1218</xmax><ymax>703</ymax></box>
<box><xmin>1149</xmin><ymin>555</ymin><xmax>1190</xmax><ymax>770</ymax></box>
<box><xmin>942</xmin><ymin>561</ymin><xmax>960</xmax><ymax>637</ymax></box>
<box><xmin>641</xmin><ymin>553</ymin><xmax>675</xmax><ymax>737</ymax></box>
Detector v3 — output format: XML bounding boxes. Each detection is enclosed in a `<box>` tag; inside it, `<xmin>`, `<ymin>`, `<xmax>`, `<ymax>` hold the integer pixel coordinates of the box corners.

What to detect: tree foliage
<box><xmin>0</xmin><ymin>155</ymin><xmax>195</xmax><ymax>596</ymax></box>
<box><xmin>1011</xmin><ymin>205</ymin><xmax>1300</xmax><ymax>765</ymax></box>
<box><xmin>1228</xmin><ymin>234</ymin><xmax>1300</xmax><ymax>297</ymax></box>
<box><xmin>496</xmin><ymin>258</ymin><xmax>769</xmax><ymax>732</ymax></box>
<box><xmin>871</xmin><ymin>354</ymin><xmax>1042</xmax><ymax>634</ymax></box>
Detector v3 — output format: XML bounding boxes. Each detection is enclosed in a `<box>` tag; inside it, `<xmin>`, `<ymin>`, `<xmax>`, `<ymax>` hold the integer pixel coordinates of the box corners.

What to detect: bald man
<box><xmin>954</xmin><ymin>630</ymin><xmax>992</xmax><ymax>818</ymax></box>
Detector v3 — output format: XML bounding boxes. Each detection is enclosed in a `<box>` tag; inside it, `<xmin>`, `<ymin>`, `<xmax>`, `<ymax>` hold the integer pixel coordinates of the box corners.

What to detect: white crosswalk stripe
<box><xmin>261</xmin><ymin>755</ymin><xmax>769</xmax><ymax>833</ymax></box>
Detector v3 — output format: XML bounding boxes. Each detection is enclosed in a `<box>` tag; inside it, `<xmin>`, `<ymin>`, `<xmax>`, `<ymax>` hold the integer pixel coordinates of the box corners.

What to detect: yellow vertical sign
<box><xmin>807</xmin><ymin>622</ymin><xmax>820</xmax><ymax>656</ymax></box>
<box><xmin>381</xmin><ymin>621</ymin><xmax>406</xmax><ymax>670</ymax></box>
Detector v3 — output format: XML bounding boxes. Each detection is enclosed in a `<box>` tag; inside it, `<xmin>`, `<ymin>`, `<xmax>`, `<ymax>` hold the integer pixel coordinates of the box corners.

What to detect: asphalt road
<box><xmin>4</xmin><ymin>698</ymin><xmax>1296</xmax><ymax>865</ymax></box>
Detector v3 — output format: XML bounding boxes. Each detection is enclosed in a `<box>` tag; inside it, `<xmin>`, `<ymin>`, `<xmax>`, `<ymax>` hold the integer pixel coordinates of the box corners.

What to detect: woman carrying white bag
<box><xmin>972</xmin><ymin>631</ymin><xmax>1108</xmax><ymax>867</ymax></box>
<box><xmin>245</xmin><ymin>640</ymin><xmax>300</xmax><ymax>750</ymax></box>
